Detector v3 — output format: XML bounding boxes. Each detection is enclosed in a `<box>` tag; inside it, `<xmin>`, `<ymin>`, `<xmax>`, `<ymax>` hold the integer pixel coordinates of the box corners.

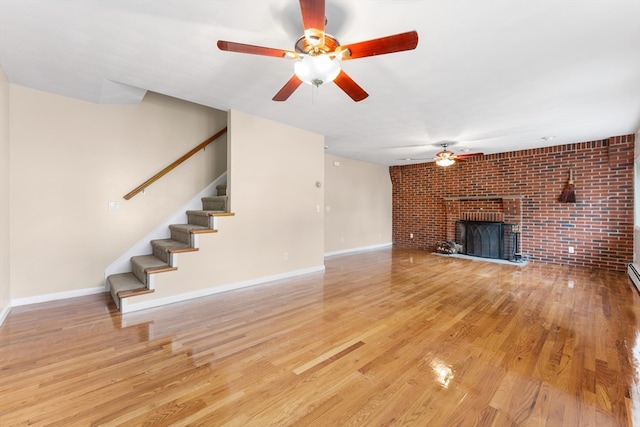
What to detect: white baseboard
<box><xmin>120</xmin><ymin>264</ymin><xmax>326</xmax><ymax>314</ymax></box>
<box><xmin>324</xmin><ymin>242</ymin><xmax>392</xmax><ymax>258</ymax></box>
<box><xmin>11</xmin><ymin>286</ymin><xmax>106</xmax><ymax>307</ymax></box>
<box><xmin>628</xmin><ymin>263</ymin><xmax>640</xmax><ymax>293</ymax></box>
<box><xmin>0</xmin><ymin>303</ymin><xmax>11</xmax><ymax>326</ymax></box>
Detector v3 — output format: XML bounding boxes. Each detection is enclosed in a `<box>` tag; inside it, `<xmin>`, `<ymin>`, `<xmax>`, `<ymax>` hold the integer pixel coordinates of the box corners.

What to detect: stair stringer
<box><xmin>104</xmin><ymin>172</ymin><xmax>227</xmax><ymax>287</ymax></box>
<box><xmin>118</xmin><ymin>215</ymin><xmax>325</xmax><ymax>314</ymax></box>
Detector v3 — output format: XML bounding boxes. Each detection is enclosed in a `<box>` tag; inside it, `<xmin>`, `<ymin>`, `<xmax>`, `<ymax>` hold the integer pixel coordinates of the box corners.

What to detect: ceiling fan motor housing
<box><xmin>295</xmin><ymin>34</ymin><xmax>340</xmax><ymax>55</ymax></box>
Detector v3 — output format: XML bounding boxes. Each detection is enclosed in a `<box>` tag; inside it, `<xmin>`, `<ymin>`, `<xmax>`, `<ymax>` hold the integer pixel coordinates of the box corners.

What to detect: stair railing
<box><xmin>123</xmin><ymin>127</ymin><xmax>228</xmax><ymax>200</ymax></box>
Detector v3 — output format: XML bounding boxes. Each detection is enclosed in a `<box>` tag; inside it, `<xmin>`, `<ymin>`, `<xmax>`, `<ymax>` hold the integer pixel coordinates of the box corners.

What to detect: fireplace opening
<box><xmin>455</xmin><ymin>221</ymin><xmax>516</xmax><ymax>260</ymax></box>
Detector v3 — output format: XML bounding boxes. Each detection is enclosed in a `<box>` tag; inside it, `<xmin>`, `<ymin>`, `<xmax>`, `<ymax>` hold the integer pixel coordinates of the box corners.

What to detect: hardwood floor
<box><xmin>2</xmin><ymin>248</ymin><xmax>640</xmax><ymax>426</ymax></box>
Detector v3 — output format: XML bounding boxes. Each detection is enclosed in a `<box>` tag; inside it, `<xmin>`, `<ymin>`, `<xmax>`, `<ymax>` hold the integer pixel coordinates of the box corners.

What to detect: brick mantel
<box><xmin>443</xmin><ymin>195</ymin><xmax>524</xmax><ymax>200</ymax></box>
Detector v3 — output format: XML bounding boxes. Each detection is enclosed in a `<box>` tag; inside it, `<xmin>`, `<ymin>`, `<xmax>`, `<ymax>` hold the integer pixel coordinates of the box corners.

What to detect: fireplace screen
<box><xmin>455</xmin><ymin>221</ymin><xmax>516</xmax><ymax>260</ymax></box>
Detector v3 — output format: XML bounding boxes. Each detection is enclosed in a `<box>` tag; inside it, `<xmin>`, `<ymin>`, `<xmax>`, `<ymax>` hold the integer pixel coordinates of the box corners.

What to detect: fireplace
<box><xmin>455</xmin><ymin>221</ymin><xmax>517</xmax><ymax>260</ymax></box>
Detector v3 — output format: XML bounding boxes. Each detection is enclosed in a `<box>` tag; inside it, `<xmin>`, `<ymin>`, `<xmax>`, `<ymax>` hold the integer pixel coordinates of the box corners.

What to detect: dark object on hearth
<box><xmin>559</xmin><ymin>169</ymin><xmax>576</xmax><ymax>203</ymax></box>
<box><xmin>436</xmin><ymin>241</ymin><xmax>462</xmax><ymax>254</ymax></box>
<box><xmin>511</xmin><ymin>224</ymin><xmax>522</xmax><ymax>262</ymax></box>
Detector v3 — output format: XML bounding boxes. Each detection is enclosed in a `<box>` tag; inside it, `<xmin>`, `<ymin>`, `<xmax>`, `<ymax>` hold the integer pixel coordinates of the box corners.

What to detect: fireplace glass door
<box><xmin>455</xmin><ymin>221</ymin><xmax>504</xmax><ymax>259</ymax></box>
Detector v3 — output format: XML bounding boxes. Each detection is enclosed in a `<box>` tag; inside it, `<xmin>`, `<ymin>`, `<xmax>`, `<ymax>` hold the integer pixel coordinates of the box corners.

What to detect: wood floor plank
<box><xmin>1</xmin><ymin>248</ymin><xmax>639</xmax><ymax>425</ymax></box>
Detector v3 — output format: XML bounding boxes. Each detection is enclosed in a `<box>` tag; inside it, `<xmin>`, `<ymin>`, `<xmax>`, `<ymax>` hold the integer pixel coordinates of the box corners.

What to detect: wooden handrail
<box><xmin>123</xmin><ymin>127</ymin><xmax>228</xmax><ymax>200</ymax></box>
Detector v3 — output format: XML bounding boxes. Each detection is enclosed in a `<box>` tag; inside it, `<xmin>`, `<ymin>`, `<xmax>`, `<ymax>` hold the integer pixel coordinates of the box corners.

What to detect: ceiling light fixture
<box><xmin>435</xmin><ymin>144</ymin><xmax>456</xmax><ymax>167</ymax></box>
<box><xmin>435</xmin><ymin>157</ymin><xmax>455</xmax><ymax>167</ymax></box>
<box><xmin>294</xmin><ymin>54</ymin><xmax>341</xmax><ymax>87</ymax></box>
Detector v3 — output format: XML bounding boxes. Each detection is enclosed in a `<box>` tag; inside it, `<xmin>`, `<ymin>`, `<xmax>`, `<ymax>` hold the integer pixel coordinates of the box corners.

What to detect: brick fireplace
<box><xmin>389</xmin><ymin>134</ymin><xmax>634</xmax><ymax>272</ymax></box>
<box><xmin>444</xmin><ymin>196</ymin><xmax>523</xmax><ymax>238</ymax></box>
<box><xmin>444</xmin><ymin>195</ymin><xmax>523</xmax><ymax>259</ymax></box>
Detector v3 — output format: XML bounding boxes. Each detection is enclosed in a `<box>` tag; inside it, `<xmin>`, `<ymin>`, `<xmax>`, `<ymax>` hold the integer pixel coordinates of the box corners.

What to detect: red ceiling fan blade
<box><xmin>273</xmin><ymin>75</ymin><xmax>304</xmax><ymax>101</ymax></box>
<box><xmin>333</xmin><ymin>70</ymin><xmax>369</xmax><ymax>102</ymax></box>
<box><xmin>299</xmin><ymin>0</ymin><xmax>325</xmax><ymax>32</ymax></box>
<box><xmin>339</xmin><ymin>31</ymin><xmax>419</xmax><ymax>60</ymax></box>
<box><xmin>217</xmin><ymin>40</ymin><xmax>297</xmax><ymax>59</ymax></box>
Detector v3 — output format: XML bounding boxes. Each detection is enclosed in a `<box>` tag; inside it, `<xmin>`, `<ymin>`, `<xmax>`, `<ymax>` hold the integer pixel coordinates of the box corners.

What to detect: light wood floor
<box><xmin>2</xmin><ymin>248</ymin><xmax>640</xmax><ymax>426</ymax></box>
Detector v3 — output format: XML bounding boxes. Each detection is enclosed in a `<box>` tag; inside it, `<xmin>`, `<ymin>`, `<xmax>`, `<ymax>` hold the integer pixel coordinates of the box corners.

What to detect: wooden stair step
<box><xmin>131</xmin><ymin>254</ymin><xmax>173</xmax><ymax>270</ymax></box>
<box><xmin>186</xmin><ymin>210</ymin><xmax>226</xmax><ymax>217</ymax></box>
<box><xmin>107</xmin><ymin>272</ymin><xmax>152</xmax><ymax>309</ymax></box>
<box><xmin>186</xmin><ymin>210</ymin><xmax>235</xmax><ymax>217</ymax></box>
<box><xmin>201</xmin><ymin>195</ymin><xmax>228</xmax><ymax>211</ymax></box>
<box><xmin>151</xmin><ymin>238</ymin><xmax>197</xmax><ymax>263</ymax></box>
<box><xmin>151</xmin><ymin>238</ymin><xmax>193</xmax><ymax>251</ymax></box>
<box><xmin>187</xmin><ymin>210</ymin><xmax>236</xmax><ymax>227</ymax></box>
<box><xmin>191</xmin><ymin>228</ymin><xmax>218</xmax><ymax>235</ymax></box>
<box><xmin>187</xmin><ymin>210</ymin><xmax>219</xmax><ymax>227</ymax></box>
<box><xmin>169</xmin><ymin>224</ymin><xmax>211</xmax><ymax>233</ymax></box>
<box><xmin>131</xmin><ymin>255</ymin><xmax>176</xmax><ymax>284</ymax></box>
<box><xmin>117</xmin><ymin>287</ymin><xmax>154</xmax><ymax>298</ymax></box>
<box><xmin>169</xmin><ymin>223</ymin><xmax>217</xmax><ymax>244</ymax></box>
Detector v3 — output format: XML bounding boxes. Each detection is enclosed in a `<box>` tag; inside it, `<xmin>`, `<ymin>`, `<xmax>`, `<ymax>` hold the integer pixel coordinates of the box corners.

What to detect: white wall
<box><xmin>0</xmin><ymin>67</ymin><xmax>10</xmax><ymax>323</ymax></box>
<box><xmin>324</xmin><ymin>154</ymin><xmax>392</xmax><ymax>254</ymax></box>
<box><xmin>225</xmin><ymin>109</ymin><xmax>325</xmax><ymax>273</ymax></box>
<box><xmin>9</xmin><ymin>87</ymin><xmax>227</xmax><ymax>299</ymax></box>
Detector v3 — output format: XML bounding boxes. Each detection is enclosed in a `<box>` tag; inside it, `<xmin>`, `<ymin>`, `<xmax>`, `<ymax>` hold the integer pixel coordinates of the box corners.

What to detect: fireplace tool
<box><xmin>511</xmin><ymin>224</ymin><xmax>522</xmax><ymax>262</ymax></box>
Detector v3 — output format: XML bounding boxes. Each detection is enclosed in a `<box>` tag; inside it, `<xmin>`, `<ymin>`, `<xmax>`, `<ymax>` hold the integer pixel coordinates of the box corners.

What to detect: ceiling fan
<box><xmin>435</xmin><ymin>144</ymin><xmax>483</xmax><ymax>166</ymax></box>
<box><xmin>216</xmin><ymin>0</ymin><xmax>418</xmax><ymax>102</ymax></box>
<box><xmin>398</xmin><ymin>143</ymin><xmax>484</xmax><ymax>165</ymax></box>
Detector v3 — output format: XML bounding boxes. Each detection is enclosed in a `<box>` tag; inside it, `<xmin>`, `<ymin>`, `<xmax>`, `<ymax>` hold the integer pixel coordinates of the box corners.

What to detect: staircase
<box><xmin>107</xmin><ymin>185</ymin><xmax>232</xmax><ymax>311</ymax></box>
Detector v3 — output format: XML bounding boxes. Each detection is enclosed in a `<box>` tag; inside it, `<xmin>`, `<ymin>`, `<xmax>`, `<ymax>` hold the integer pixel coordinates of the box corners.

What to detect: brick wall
<box><xmin>389</xmin><ymin>134</ymin><xmax>635</xmax><ymax>271</ymax></box>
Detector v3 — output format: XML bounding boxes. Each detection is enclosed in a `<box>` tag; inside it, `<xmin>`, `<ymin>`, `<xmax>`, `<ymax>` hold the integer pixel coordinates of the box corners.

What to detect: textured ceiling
<box><xmin>1</xmin><ymin>0</ymin><xmax>639</xmax><ymax>165</ymax></box>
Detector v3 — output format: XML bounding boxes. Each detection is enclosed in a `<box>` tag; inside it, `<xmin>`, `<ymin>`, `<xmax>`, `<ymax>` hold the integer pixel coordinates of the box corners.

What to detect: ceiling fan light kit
<box><xmin>435</xmin><ymin>143</ymin><xmax>483</xmax><ymax>167</ymax></box>
<box><xmin>435</xmin><ymin>157</ymin><xmax>456</xmax><ymax>167</ymax></box>
<box><xmin>294</xmin><ymin>54</ymin><xmax>341</xmax><ymax>86</ymax></box>
<box><xmin>217</xmin><ymin>0</ymin><xmax>418</xmax><ymax>101</ymax></box>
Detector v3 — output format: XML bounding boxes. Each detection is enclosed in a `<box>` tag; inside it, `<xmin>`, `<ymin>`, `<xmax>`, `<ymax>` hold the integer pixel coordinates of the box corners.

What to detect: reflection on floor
<box><xmin>434</xmin><ymin>251</ymin><xmax>529</xmax><ymax>267</ymax></box>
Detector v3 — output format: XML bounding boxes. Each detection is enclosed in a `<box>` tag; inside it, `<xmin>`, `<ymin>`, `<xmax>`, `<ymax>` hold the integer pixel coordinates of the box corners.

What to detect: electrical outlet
<box><xmin>568</xmin><ymin>280</ymin><xmax>574</xmax><ymax>288</ymax></box>
<box><xmin>568</xmin><ymin>246</ymin><xmax>575</xmax><ymax>254</ymax></box>
<box><xmin>410</xmin><ymin>233</ymin><xmax>414</xmax><ymax>239</ymax></box>
<box><xmin>283</xmin><ymin>252</ymin><xmax>288</xmax><ymax>261</ymax></box>
<box><xmin>108</xmin><ymin>201</ymin><xmax>120</xmax><ymax>211</ymax></box>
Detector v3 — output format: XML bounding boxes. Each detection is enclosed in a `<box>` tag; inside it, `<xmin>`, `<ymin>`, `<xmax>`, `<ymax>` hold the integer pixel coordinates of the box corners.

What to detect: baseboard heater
<box><xmin>628</xmin><ymin>263</ymin><xmax>640</xmax><ymax>293</ymax></box>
